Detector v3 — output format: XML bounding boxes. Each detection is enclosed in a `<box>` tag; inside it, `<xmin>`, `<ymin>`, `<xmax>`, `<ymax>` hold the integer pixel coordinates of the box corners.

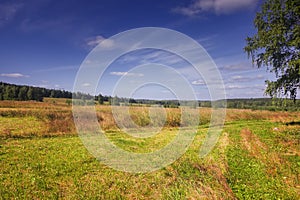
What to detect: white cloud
<box><xmin>110</xmin><ymin>71</ymin><xmax>144</xmax><ymax>77</ymax></box>
<box><xmin>86</xmin><ymin>35</ymin><xmax>105</xmax><ymax>46</ymax></box>
<box><xmin>231</xmin><ymin>75</ymin><xmax>244</xmax><ymax>80</ymax></box>
<box><xmin>173</xmin><ymin>0</ymin><xmax>258</xmax><ymax>16</ymax></box>
<box><xmin>100</xmin><ymin>39</ymin><xmax>114</xmax><ymax>48</ymax></box>
<box><xmin>34</xmin><ymin>84</ymin><xmax>49</xmax><ymax>88</ymax></box>
<box><xmin>192</xmin><ymin>79</ymin><xmax>206</xmax><ymax>85</ymax></box>
<box><xmin>225</xmin><ymin>83</ymin><xmax>264</xmax><ymax>90</ymax></box>
<box><xmin>85</xmin><ymin>35</ymin><xmax>114</xmax><ymax>49</ymax></box>
<box><xmin>229</xmin><ymin>74</ymin><xmax>265</xmax><ymax>82</ymax></box>
<box><xmin>117</xmin><ymin>49</ymin><xmax>187</xmax><ymax>67</ymax></box>
<box><xmin>84</xmin><ymin>59</ymin><xmax>92</xmax><ymax>64</ymax></box>
<box><xmin>0</xmin><ymin>73</ymin><xmax>29</xmax><ymax>78</ymax></box>
<box><xmin>226</xmin><ymin>84</ymin><xmax>244</xmax><ymax>89</ymax></box>
<box><xmin>256</xmin><ymin>74</ymin><xmax>264</xmax><ymax>79</ymax></box>
<box><xmin>221</xmin><ymin>62</ymin><xmax>253</xmax><ymax>71</ymax></box>
<box><xmin>82</xmin><ymin>83</ymin><xmax>91</xmax><ymax>87</ymax></box>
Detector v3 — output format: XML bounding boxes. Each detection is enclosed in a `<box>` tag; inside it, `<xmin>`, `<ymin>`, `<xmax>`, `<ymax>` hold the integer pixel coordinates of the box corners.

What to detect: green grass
<box><xmin>0</xmin><ymin>116</ymin><xmax>45</xmax><ymax>138</ymax></box>
<box><xmin>0</xmin><ymin>134</ymin><xmax>217</xmax><ymax>199</ymax></box>
<box><xmin>1</xmin><ymin>122</ymin><xmax>298</xmax><ymax>199</ymax></box>
<box><xmin>225</xmin><ymin>121</ymin><xmax>300</xmax><ymax>199</ymax></box>
<box><xmin>0</xmin><ymin>102</ymin><xmax>299</xmax><ymax>199</ymax></box>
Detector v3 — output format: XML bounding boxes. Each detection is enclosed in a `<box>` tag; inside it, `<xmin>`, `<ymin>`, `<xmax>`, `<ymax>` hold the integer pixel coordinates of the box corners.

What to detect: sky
<box><xmin>0</xmin><ymin>0</ymin><xmax>275</xmax><ymax>100</ymax></box>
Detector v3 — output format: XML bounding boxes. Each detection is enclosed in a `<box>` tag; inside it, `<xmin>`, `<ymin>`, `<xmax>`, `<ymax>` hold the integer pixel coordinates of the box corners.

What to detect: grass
<box><xmin>0</xmin><ymin>100</ymin><xmax>299</xmax><ymax>199</ymax></box>
<box><xmin>225</xmin><ymin>121</ymin><xmax>300</xmax><ymax>199</ymax></box>
<box><xmin>0</xmin><ymin>116</ymin><xmax>45</xmax><ymax>138</ymax></box>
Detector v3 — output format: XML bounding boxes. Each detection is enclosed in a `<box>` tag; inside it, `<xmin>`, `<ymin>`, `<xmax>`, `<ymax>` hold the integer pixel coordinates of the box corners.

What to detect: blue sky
<box><xmin>0</xmin><ymin>0</ymin><xmax>274</xmax><ymax>100</ymax></box>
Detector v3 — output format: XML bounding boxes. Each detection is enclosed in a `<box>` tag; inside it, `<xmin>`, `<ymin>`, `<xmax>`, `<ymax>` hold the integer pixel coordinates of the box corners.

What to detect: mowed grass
<box><xmin>0</xmin><ymin>100</ymin><xmax>299</xmax><ymax>199</ymax></box>
<box><xmin>225</xmin><ymin>121</ymin><xmax>300</xmax><ymax>199</ymax></box>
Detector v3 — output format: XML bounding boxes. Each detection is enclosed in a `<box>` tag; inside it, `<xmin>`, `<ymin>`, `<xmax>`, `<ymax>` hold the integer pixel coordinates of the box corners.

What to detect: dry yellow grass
<box><xmin>0</xmin><ymin>100</ymin><xmax>299</xmax><ymax>138</ymax></box>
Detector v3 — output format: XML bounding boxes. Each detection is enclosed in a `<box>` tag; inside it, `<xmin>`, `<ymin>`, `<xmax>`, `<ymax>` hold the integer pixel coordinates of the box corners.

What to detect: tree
<box><xmin>18</xmin><ymin>86</ymin><xmax>28</xmax><ymax>101</ymax></box>
<box><xmin>3</xmin><ymin>86</ymin><xmax>15</xmax><ymax>100</ymax></box>
<box><xmin>244</xmin><ymin>0</ymin><xmax>300</xmax><ymax>100</ymax></box>
<box><xmin>0</xmin><ymin>83</ymin><xmax>3</xmax><ymax>100</ymax></box>
<box><xmin>50</xmin><ymin>90</ymin><xmax>56</xmax><ymax>98</ymax></box>
<box><xmin>27</xmin><ymin>87</ymin><xmax>34</xmax><ymax>100</ymax></box>
<box><xmin>33</xmin><ymin>87</ymin><xmax>43</xmax><ymax>101</ymax></box>
<box><xmin>98</xmin><ymin>94</ymin><xmax>104</xmax><ymax>104</ymax></box>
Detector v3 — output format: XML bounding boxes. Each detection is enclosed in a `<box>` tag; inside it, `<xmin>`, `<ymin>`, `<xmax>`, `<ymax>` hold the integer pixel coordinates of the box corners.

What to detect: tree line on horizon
<box><xmin>0</xmin><ymin>82</ymin><xmax>181</xmax><ymax>107</ymax></box>
<box><xmin>0</xmin><ymin>81</ymin><xmax>299</xmax><ymax>111</ymax></box>
<box><xmin>0</xmin><ymin>82</ymin><xmax>88</xmax><ymax>101</ymax></box>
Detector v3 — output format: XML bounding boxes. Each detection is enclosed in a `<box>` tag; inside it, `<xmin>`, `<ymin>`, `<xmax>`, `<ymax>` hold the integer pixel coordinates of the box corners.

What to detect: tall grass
<box><xmin>0</xmin><ymin>100</ymin><xmax>299</xmax><ymax>138</ymax></box>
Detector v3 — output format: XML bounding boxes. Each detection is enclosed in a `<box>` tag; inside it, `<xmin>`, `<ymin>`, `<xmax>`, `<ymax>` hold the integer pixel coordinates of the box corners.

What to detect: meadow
<box><xmin>0</xmin><ymin>99</ymin><xmax>299</xmax><ymax>199</ymax></box>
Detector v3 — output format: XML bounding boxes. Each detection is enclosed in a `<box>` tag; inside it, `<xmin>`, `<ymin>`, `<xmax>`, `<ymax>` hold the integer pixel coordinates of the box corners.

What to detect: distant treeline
<box><xmin>0</xmin><ymin>82</ymin><xmax>92</xmax><ymax>101</ymax></box>
<box><xmin>0</xmin><ymin>82</ymin><xmax>299</xmax><ymax>111</ymax></box>
<box><xmin>204</xmin><ymin>98</ymin><xmax>300</xmax><ymax>111</ymax></box>
<box><xmin>102</xmin><ymin>96</ymin><xmax>183</xmax><ymax>108</ymax></box>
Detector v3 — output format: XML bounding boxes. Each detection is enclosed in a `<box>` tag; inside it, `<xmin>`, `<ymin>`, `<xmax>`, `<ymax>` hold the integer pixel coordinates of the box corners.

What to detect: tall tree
<box><xmin>27</xmin><ymin>87</ymin><xmax>34</xmax><ymax>100</ymax></box>
<box><xmin>244</xmin><ymin>0</ymin><xmax>300</xmax><ymax>100</ymax></box>
<box><xmin>0</xmin><ymin>84</ymin><xmax>3</xmax><ymax>100</ymax></box>
<box><xmin>18</xmin><ymin>86</ymin><xmax>28</xmax><ymax>101</ymax></box>
<box><xmin>98</xmin><ymin>94</ymin><xmax>104</xmax><ymax>104</ymax></box>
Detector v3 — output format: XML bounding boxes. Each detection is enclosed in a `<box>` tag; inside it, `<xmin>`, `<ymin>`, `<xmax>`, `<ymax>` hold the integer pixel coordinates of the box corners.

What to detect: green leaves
<box><xmin>245</xmin><ymin>0</ymin><xmax>300</xmax><ymax>100</ymax></box>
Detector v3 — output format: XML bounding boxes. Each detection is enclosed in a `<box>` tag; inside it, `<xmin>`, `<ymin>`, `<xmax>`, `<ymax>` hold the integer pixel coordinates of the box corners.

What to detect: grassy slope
<box><xmin>0</xmin><ymin>101</ymin><xmax>299</xmax><ymax>199</ymax></box>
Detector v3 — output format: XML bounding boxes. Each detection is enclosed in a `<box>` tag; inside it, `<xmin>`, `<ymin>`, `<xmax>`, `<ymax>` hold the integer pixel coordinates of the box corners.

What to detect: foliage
<box><xmin>0</xmin><ymin>82</ymin><xmax>73</xmax><ymax>101</ymax></box>
<box><xmin>224</xmin><ymin>98</ymin><xmax>300</xmax><ymax>111</ymax></box>
<box><xmin>244</xmin><ymin>0</ymin><xmax>300</xmax><ymax>100</ymax></box>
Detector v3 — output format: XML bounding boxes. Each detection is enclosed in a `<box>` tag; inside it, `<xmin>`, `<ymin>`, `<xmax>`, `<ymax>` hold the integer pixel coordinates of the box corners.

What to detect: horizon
<box><xmin>4</xmin><ymin>80</ymin><xmax>300</xmax><ymax>102</ymax></box>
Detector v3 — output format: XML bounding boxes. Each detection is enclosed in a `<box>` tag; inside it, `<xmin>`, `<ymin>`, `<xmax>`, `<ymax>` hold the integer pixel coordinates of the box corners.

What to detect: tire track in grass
<box><xmin>226</xmin><ymin>122</ymin><xmax>299</xmax><ymax>199</ymax></box>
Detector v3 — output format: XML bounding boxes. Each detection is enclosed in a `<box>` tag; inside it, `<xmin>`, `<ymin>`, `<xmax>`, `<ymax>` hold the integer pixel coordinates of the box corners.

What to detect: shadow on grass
<box><xmin>285</xmin><ymin>121</ymin><xmax>300</xmax><ymax>126</ymax></box>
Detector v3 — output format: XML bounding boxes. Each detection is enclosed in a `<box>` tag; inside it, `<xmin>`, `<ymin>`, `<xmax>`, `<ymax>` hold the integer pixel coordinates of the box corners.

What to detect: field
<box><xmin>0</xmin><ymin>100</ymin><xmax>299</xmax><ymax>199</ymax></box>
